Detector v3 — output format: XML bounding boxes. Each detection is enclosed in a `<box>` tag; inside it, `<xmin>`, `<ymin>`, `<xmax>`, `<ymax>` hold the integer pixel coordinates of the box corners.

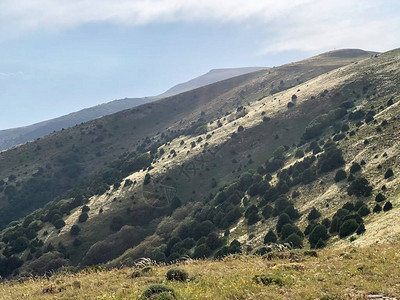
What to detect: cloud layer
<box><xmin>0</xmin><ymin>0</ymin><xmax>398</xmax><ymax>53</ymax></box>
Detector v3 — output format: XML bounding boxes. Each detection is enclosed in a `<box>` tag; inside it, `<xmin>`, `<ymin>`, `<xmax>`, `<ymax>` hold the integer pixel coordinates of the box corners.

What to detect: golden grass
<box><xmin>2</xmin><ymin>242</ymin><xmax>400</xmax><ymax>299</ymax></box>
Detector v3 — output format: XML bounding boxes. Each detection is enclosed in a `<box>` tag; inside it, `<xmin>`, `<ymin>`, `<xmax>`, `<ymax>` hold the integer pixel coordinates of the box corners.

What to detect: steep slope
<box><xmin>0</xmin><ymin>97</ymin><xmax>154</xmax><ymax>151</ymax></box>
<box><xmin>0</xmin><ymin>48</ymin><xmax>386</xmax><ymax>277</ymax></box>
<box><xmin>0</xmin><ymin>67</ymin><xmax>267</xmax><ymax>152</ymax></box>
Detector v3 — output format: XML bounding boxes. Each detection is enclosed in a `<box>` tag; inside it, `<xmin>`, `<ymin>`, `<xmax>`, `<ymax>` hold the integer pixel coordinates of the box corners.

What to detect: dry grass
<box><xmin>2</xmin><ymin>242</ymin><xmax>400</xmax><ymax>299</ymax></box>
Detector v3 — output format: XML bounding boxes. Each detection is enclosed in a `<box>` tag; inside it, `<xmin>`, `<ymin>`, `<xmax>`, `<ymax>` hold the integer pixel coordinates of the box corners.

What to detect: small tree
<box><xmin>78</xmin><ymin>212</ymin><xmax>88</xmax><ymax>223</ymax></box>
<box><xmin>373</xmin><ymin>204</ymin><xmax>382</xmax><ymax>213</ymax></box>
<box><xmin>356</xmin><ymin>223</ymin><xmax>365</xmax><ymax>235</ymax></box>
<box><xmin>309</xmin><ymin>224</ymin><xmax>328</xmax><ymax>248</ymax></box>
<box><xmin>334</xmin><ymin>169</ymin><xmax>347</xmax><ymax>182</ymax></box>
<box><xmin>384</xmin><ymin>169</ymin><xmax>394</xmax><ymax>179</ymax></box>
<box><xmin>357</xmin><ymin>205</ymin><xmax>370</xmax><ymax>217</ymax></box>
<box><xmin>70</xmin><ymin>225</ymin><xmax>81</xmax><ymax>236</ymax></box>
<box><xmin>383</xmin><ymin>201</ymin><xmax>393</xmax><ymax>211</ymax></box>
<box><xmin>264</xmin><ymin>229</ymin><xmax>277</xmax><ymax>244</ymax></box>
<box><xmin>375</xmin><ymin>193</ymin><xmax>386</xmax><ymax>202</ymax></box>
<box><xmin>276</xmin><ymin>213</ymin><xmax>292</xmax><ymax>233</ymax></box>
<box><xmin>350</xmin><ymin>162</ymin><xmax>361</xmax><ymax>174</ymax></box>
<box><xmin>285</xmin><ymin>233</ymin><xmax>303</xmax><ymax>248</ymax></box>
<box><xmin>307</xmin><ymin>207</ymin><xmax>321</xmax><ymax>221</ymax></box>
<box><xmin>339</xmin><ymin>219</ymin><xmax>359</xmax><ymax>237</ymax></box>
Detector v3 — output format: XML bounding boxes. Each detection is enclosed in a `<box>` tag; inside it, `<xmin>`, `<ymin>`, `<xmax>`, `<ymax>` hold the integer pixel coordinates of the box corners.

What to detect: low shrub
<box><xmin>253</xmin><ymin>274</ymin><xmax>284</xmax><ymax>286</ymax></box>
<box><xmin>140</xmin><ymin>284</ymin><xmax>176</xmax><ymax>300</ymax></box>
<box><xmin>383</xmin><ymin>201</ymin><xmax>393</xmax><ymax>211</ymax></box>
<box><xmin>166</xmin><ymin>268</ymin><xmax>188</xmax><ymax>282</ymax></box>
<box><xmin>334</xmin><ymin>169</ymin><xmax>347</xmax><ymax>182</ymax></box>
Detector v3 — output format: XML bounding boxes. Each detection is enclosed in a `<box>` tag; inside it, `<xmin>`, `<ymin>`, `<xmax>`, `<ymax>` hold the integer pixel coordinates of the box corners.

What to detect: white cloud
<box><xmin>0</xmin><ymin>72</ymin><xmax>24</xmax><ymax>79</ymax></box>
<box><xmin>0</xmin><ymin>0</ymin><xmax>311</xmax><ymax>31</ymax></box>
<box><xmin>0</xmin><ymin>0</ymin><xmax>398</xmax><ymax>53</ymax></box>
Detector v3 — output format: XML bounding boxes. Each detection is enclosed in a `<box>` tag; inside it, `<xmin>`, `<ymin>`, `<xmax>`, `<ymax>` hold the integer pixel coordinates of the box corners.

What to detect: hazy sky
<box><xmin>0</xmin><ymin>0</ymin><xmax>399</xmax><ymax>130</ymax></box>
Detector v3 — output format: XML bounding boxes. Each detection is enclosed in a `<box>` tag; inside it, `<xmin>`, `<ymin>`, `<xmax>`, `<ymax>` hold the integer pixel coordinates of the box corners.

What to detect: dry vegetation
<box><xmin>1</xmin><ymin>242</ymin><xmax>400</xmax><ymax>299</ymax></box>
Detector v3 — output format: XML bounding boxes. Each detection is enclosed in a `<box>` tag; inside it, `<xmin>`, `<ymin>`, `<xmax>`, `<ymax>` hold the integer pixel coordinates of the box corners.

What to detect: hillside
<box><xmin>159</xmin><ymin>67</ymin><xmax>267</xmax><ymax>98</ymax></box>
<box><xmin>0</xmin><ymin>67</ymin><xmax>267</xmax><ymax>151</ymax></box>
<box><xmin>3</xmin><ymin>47</ymin><xmax>400</xmax><ymax>290</ymax></box>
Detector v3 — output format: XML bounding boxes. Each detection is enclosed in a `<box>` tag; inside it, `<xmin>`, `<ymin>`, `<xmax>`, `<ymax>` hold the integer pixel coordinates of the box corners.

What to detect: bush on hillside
<box><xmin>317</xmin><ymin>142</ymin><xmax>345</xmax><ymax>173</ymax></box>
<box><xmin>276</xmin><ymin>213</ymin><xmax>292</xmax><ymax>233</ymax></box>
<box><xmin>140</xmin><ymin>284</ymin><xmax>176</xmax><ymax>300</ymax></box>
<box><xmin>384</xmin><ymin>169</ymin><xmax>394</xmax><ymax>179</ymax></box>
<box><xmin>70</xmin><ymin>225</ymin><xmax>80</xmax><ymax>236</ymax></box>
<box><xmin>350</xmin><ymin>162</ymin><xmax>361</xmax><ymax>174</ymax></box>
<box><xmin>308</xmin><ymin>224</ymin><xmax>329</xmax><ymax>248</ymax></box>
<box><xmin>339</xmin><ymin>219</ymin><xmax>359</xmax><ymax>237</ymax></box>
<box><xmin>334</xmin><ymin>169</ymin><xmax>347</xmax><ymax>182</ymax></box>
<box><xmin>166</xmin><ymin>268</ymin><xmax>188</xmax><ymax>282</ymax></box>
<box><xmin>307</xmin><ymin>207</ymin><xmax>321</xmax><ymax>221</ymax></box>
<box><xmin>373</xmin><ymin>204</ymin><xmax>382</xmax><ymax>213</ymax></box>
<box><xmin>347</xmin><ymin>177</ymin><xmax>372</xmax><ymax>197</ymax></box>
<box><xmin>383</xmin><ymin>201</ymin><xmax>393</xmax><ymax>211</ymax></box>
<box><xmin>375</xmin><ymin>193</ymin><xmax>386</xmax><ymax>202</ymax></box>
<box><xmin>264</xmin><ymin>229</ymin><xmax>277</xmax><ymax>244</ymax></box>
<box><xmin>285</xmin><ymin>233</ymin><xmax>303</xmax><ymax>248</ymax></box>
<box><xmin>78</xmin><ymin>212</ymin><xmax>88</xmax><ymax>223</ymax></box>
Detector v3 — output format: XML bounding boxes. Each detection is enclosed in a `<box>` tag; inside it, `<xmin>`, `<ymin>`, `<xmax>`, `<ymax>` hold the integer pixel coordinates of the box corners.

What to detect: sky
<box><xmin>0</xmin><ymin>0</ymin><xmax>399</xmax><ymax>130</ymax></box>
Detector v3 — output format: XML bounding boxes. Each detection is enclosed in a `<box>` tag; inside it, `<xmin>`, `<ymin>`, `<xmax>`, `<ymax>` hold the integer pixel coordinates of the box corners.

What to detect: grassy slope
<box><xmin>1</xmin><ymin>243</ymin><xmax>400</xmax><ymax>299</ymax></box>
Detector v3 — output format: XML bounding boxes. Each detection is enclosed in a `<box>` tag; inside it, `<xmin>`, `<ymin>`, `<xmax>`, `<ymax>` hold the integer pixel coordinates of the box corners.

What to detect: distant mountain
<box><xmin>0</xmin><ymin>67</ymin><xmax>267</xmax><ymax>151</ymax></box>
<box><xmin>159</xmin><ymin>67</ymin><xmax>267</xmax><ymax>98</ymax></box>
<box><xmin>0</xmin><ymin>97</ymin><xmax>155</xmax><ymax>151</ymax></box>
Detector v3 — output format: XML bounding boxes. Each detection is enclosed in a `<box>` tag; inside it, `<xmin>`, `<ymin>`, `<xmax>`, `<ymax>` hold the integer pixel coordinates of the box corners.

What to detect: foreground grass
<box><xmin>1</xmin><ymin>243</ymin><xmax>400</xmax><ymax>299</ymax></box>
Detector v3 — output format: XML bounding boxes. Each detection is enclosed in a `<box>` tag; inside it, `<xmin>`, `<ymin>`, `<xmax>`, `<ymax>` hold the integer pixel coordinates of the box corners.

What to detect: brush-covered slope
<box><xmin>0</xmin><ymin>48</ymin><xmax>392</xmax><ymax>278</ymax></box>
<box><xmin>0</xmin><ymin>67</ymin><xmax>268</xmax><ymax>152</ymax></box>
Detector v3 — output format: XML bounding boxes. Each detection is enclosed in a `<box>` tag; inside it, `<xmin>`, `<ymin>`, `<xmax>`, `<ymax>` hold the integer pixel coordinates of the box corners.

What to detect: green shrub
<box><xmin>317</xmin><ymin>142</ymin><xmax>345</xmax><ymax>173</ymax></box>
<box><xmin>309</xmin><ymin>224</ymin><xmax>329</xmax><ymax>248</ymax></box>
<box><xmin>264</xmin><ymin>229</ymin><xmax>277</xmax><ymax>244</ymax></box>
<box><xmin>78</xmin><ymin>212</ymin><xmax>88</xmax><ymax>223</ymax></box>
<box><xmin>350</xmin><ymin>162</ymin><xmax>361</xmax><ymax>174</ymax></box>
<box><xmin>315</xmin><ymin>238</ymin><xmax>326</xmax><ymax>249</ymax></box>
<box><xmin>373</xmin><ymin>204</ymin><xmax>382</xmax><ymax>213</ymax></box>
<box><xmin>192</xmin><ymin>244</ymin><xmax>211</xmax><ymax>258</ymax></box>
<box><xmin>53</xmin><ymin>219</ymin><xmax>65</xmax><ymax>229</ymax></box>
<box><xmin>339</xmin><ymin>219</ymin><xmax>359</xmax><ymax>237</ymax></box>
<box><xmin>82</xmin><ymin>205</ymin><xmax>90</xmax><ymax>213</ymax></box>
<box><xmin>166</xmin><ymin>268</ymin><xmax>188</xmax><ymax>282</ymax></box>
<box><xmin>383</xmin><ymin>201</ymin><xmax>393</xmax><ymax>211</ymax></box>
<box><xmin>307</xmin><ymin>207</ymin><xmax>321</xmax><ymax>221</ymax></box>
<box><xmin>384</xmin><ymin>169</ymin><xmax>394</xmax><ymax>179</ymax></box>
<box><xmin>375</xmin><ymin>193</ymin><xmax>386</xmax><ymax>202</ymax></box>
<box><xmin>253</xmin><ymin>274</ymin><xmax>284</xmax><ymax>286</ymax></box>
<box><xmin>356</xmin><ymin>223</ymin><xmax>365</xmax><ymax>235</ymax></box>
<box><xmin>285</xmin><ymin>233</ymin><xmax>303</xmax><ymax>248</ymax></box>
<box><xmin>280</xmin><ymin>223</ymin><xmax>302</xmax><ymax>240</ymax></box>
<box><xmin>295</xmin><ymin>149</ymin><xmax>304</xmax><ymax>158</ymax></box>
<box><xmin>140</xmin><ymin>284</ymin><xmax>176</xmax><ymax>300</ymax></box>
<box><xmin>334</xmin><ymin>169</ymin><xmax>347</xmax><ymax>182</ymax></box>
<box><xmin>262</xmin><ymin>205</ymin><xmax>273</xmax><ymax>219</ymax></box>
<box><xmin>276</xmin><ymin>213</ymin><xmax>292</xmax><ymax>233</ymax></box>
<box><xmin>357</xmin><ymin>205</ymin><xmax>370</xmax><ymax>217</ymax></box>
<box><xmin>347</xmin><ymin>177</ymin><xmax>372</xmax><ymax>197</ymax></box>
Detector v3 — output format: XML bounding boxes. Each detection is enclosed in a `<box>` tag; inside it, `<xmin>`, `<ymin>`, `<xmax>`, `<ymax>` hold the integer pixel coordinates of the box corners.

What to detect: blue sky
<box><xmin>0</xmin><ymin>0</ymin><xmax>399</xmax><ymax>130</ymax></box>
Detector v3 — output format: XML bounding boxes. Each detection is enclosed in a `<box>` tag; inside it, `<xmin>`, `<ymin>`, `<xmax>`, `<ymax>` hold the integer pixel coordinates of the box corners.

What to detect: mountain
<box><xmin>4</xmin><ymin>47</ymin><xmax>400</xmax><ymax>294</ymax></box>
<box><xmin>158</xmin><ymin>67</ymin><xmax>267</xmax><ymax>98</ymax></box>
<box><xmin>0</xmin><ymin>67</ymin><xmax>267</xmax><ymax>151</ymax></box>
